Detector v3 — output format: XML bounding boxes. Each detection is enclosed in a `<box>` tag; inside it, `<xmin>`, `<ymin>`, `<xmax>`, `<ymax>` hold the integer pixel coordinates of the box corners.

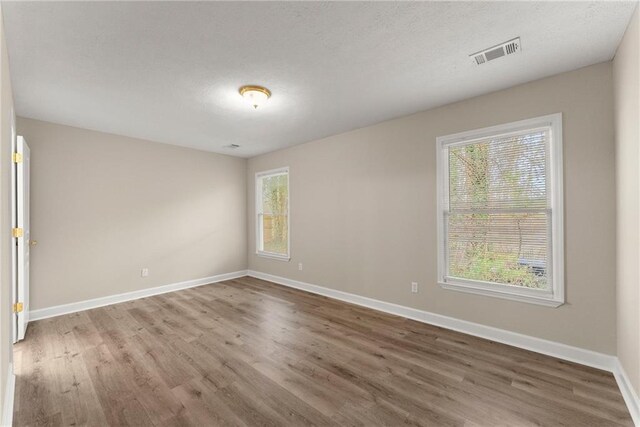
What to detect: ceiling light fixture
<box><xmin>239</xmin><ymin>85</ymin><xmax>271</xmax><ymax>109</ymax></box>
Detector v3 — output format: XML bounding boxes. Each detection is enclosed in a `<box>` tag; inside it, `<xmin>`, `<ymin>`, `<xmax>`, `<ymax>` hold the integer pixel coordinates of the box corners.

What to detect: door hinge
<box><xmin>12</xmin><ymin>228</ymin><xmax>23</xmax><ymax>238</ymax></box>
<box><xmin>13</xmin><ymin>302</ymin><xmax>23</xmax><ymax>313</ymax></box>
<box><xmin>12</xmin><ymin>152</ymin><xmax>22</xmax><ymax>163</ymax></box>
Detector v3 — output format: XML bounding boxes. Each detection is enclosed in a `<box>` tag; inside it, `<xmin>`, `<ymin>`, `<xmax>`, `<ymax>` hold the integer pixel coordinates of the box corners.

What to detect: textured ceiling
<box><xmin>2</xmin><ymin>1</ymin><xmax>637</xmax><ymax>157</ymax></box>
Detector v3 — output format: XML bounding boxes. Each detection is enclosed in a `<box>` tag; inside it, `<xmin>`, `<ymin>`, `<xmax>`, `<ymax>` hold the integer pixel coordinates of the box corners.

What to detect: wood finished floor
<box><xmin>14</xmin><ymin>276</ymin><xmax>632</xmax><ymax>427</ymax></box>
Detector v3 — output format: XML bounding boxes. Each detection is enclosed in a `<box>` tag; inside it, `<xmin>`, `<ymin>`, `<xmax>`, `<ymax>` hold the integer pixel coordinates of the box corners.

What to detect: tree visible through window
<box><xmin>256</xmin><ymin>168</ymin><xmax>289</xmax><ymax>259</ymax></box>
<box><xmin>447</xmin><ymin>132</ymin><xmax>548</xmax><ymax>288</ymax></box>
<box><xmin>437</xmin><ymin>114</ymin><xmax>564</xmax><ymax>306</ymax></box>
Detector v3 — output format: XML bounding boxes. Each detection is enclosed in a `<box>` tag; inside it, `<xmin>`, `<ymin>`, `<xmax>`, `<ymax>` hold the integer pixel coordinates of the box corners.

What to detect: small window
<box><xmin>256</xmin><ymin>167</ymin><xmax>290</xmax><ymax>260</ymax></box>
<box><xmin>437</xmin><ymin>114</ymin><xmax>564</xmax><ymax>306</ymax></box>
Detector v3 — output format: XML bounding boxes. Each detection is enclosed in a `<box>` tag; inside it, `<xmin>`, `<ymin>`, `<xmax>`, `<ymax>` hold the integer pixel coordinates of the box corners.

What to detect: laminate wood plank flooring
<box><xmin>13</xmin><ymin>276</ymin><xmax>633</xmax><ymax>426</ymax></box>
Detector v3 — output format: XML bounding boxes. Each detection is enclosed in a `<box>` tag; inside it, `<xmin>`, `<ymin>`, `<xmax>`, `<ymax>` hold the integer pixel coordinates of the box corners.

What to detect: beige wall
<box><xmin>614</xmin><ymin>5</ymin><xmax>640</xmax><ymax>396</ymax></box>
<box><xmin>0</xmin><ymin>4</ymin><xmax>14</xmax><ymax>421</ymax></box>
<box><xmin>248</xmin><ymin>62</ymin><xmax>616</xmax><ymax>354</ymax></box>
<box><xmin>17</xmin><ymin>118</ymin><xmax>247</xmax><ymax>310</ymax></box>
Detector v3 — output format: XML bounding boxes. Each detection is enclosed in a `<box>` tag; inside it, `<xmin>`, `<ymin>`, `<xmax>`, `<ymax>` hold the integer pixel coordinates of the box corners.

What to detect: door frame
<box><xmin>15</xmin><ymin>135</ymin><xmax>30</xmax><ymax>341</ymax></box>
<box><xmin>10</xmin><ymin>113</ymin><xmax>17</xmax><ymax>343</ymax></box>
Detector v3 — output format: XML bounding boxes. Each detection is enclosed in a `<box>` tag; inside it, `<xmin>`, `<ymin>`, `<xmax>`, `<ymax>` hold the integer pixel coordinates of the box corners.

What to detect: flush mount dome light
<box><xmin>239</xmin><ymin>85</ymin><xmax>271</xmax><ymax>109</ymax></box>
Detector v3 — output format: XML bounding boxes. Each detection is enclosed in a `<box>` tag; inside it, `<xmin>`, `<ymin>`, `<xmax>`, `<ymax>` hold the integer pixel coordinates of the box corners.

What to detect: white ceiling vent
<box><xmin>470</xmin><ymin>38</ymin><xmax>521</xmax><ymax>65</ymax></box>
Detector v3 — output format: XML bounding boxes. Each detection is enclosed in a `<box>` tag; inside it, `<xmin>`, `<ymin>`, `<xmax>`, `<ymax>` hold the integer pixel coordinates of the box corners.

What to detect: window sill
<box><xmin>438</xmin><ymin>281</ymin><xmax>564</xmax><ymax>307</ymax></box>
<box><xmin>256</xmin><ymin>252</ymin><xmax>290</xmax><ymax>262</ymax></box>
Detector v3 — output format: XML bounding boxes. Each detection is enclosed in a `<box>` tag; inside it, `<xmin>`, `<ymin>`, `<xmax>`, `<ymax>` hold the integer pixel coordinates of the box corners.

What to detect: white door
<box><xmin>14</xmin><ymin>136</ymin><xmax>30</xmax><ymax>341</ymax></box>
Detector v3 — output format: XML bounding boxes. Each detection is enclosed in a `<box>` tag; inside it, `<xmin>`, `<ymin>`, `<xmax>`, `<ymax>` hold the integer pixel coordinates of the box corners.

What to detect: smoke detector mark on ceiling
<box><xmin>471</xmin><ymin>38</ymin><xmax>521</xmax><ymax>66</ymax></box>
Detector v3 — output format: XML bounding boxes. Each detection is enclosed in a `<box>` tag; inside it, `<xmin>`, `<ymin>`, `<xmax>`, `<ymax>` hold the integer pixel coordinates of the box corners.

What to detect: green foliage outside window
<box><xmin>261</xmin><ymin>174</ymin><xmax>288</xmax><ymax>255</ymax></box>
<box><xmin>448</xmin><ymin>133</ymin><xmax>548</xmax><ymax>289</ymax></box>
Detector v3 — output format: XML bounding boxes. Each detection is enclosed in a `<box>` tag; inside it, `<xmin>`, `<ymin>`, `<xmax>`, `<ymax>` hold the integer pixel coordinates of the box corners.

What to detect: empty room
<box><xmin>0</xmin><ymin>1</ymin><xmax>637</xmax><ymax>426</ymax></box>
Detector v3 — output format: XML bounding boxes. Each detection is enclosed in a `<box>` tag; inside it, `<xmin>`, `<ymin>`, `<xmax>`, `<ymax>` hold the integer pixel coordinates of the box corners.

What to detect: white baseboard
<box><xmin>2</xmin><ymin>363</ymin><xmax>14</xmax><ymax>427</ymax></box>
<box><xmin>614</xmin><ymin>359</ymin><xmax>640</xmax><ymax>426</ymax></box>
<box><xmin>25</xmin><ymin>269</ymin><xmax>640</xmax><ymax>426</ymax></box>
<box><xmin>247</xmin><ymin>270</ymin><xmax>640</xmax><ymax>425</ymax></box>
<box><xmin>30</xmin><ymin>270</ymin><xmax>248</xmax><ymax>321</ymax></box>
<box><xmin>247</xmin><ymin>270</ymin><xmax>615</xmax><ymax>371</ymax></box>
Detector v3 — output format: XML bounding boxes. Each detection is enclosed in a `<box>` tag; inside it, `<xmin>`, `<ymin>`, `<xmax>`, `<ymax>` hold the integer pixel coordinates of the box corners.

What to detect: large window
<box><xmin>256</xmin><ymin>167</ymin><xmax>290</xmax><ymax>260</ymax></box>
<box><xmin>437</xmin><ymin>114</ymin><xmax>564</xmax><ymax>306</ymax></box>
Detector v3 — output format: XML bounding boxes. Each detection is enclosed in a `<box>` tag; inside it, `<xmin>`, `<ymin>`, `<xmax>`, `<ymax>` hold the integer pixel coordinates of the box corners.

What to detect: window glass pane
<box><xmin>261</xmin><ymin>174</ymin><xmax>288</xmax><ymax>214</ymax></box>
<box><xmin>447</xmin><ymin>212</ymin><xmax>548</xmax><ymax>289</ymax></box>
<box><xmin>262</xmin><ymin>214</ymin><xmax>288</xmax><ymax>255</ymax></box>
<box><xmin>447</xmin><ymin>130</ymin><xmax>549</xmax><ymax>290</ymax></box>
<box><xmin>449</xmin><ymin>131</ymin><xmax>547</xmax><ymax>210</ymax></box>
<box><xmin>258</xmin><ymin>172</ymin><xmax>288</xmax><ymax>256</ymax></box>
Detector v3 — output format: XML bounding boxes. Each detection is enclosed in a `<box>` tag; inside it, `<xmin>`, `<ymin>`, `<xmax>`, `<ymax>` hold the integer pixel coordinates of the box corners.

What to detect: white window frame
<box><xmin>256</xmin><ymin>167</ymin><xmax>290</xmax><ymax>261</ymax></box>
<box><xmin>436</xmin><ymin>113</ymin><xmax>564</xmax><ymax>307</ymax></box>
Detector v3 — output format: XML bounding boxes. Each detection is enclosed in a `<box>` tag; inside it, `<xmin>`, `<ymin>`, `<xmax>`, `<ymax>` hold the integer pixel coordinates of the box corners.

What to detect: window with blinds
<box><xmin>256</xmin><ymin>167</ymin><xmax>290</xmax><ymax>260</ymax></box>
<box><xmin>437</xmin><ymin>114</ymin><xmax>564</xmax><ymax>307</ymax></box>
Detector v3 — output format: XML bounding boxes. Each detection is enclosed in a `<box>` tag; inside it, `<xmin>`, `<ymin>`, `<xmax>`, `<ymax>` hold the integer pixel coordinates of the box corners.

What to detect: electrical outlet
<box><xmin>411</xmin><ymin>282</ymin><xmax>418</xmax><ymax>293</ymax></box>
<box><xmin>298</xmin><ymin>263</ymin><xmax>303</xmax><ymax>271</ymax></box>
<box><xmin>141</xmin><ymin>268</ymin><xmax>149</xmax><ymax>278</ymax></box>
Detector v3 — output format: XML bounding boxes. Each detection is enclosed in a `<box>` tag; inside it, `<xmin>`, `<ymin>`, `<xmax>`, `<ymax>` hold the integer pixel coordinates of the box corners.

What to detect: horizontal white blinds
<box><xmin>448</xmin><ymin>131</ymin><xmax>547</xmax><ymax>210</ymax></box>
<box><xmin>257</xmin><ymin>171</ymin><xmax>289</xmax><ymax>257</ymax></box>
<box><xmin>446</xmin><ymin>129</ymin><xmax>550</xmax><ymax>290</ymax></box>
<box><xmin>259</xmin><ymin>173</ymin><xmax>289</xmax><ymax>215</ymax></box>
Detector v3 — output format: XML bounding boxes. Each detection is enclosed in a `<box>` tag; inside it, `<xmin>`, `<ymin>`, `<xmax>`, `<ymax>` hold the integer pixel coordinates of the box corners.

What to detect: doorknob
<box><xmin>29</xmin><ymin>240</ymin><xmax>37</xmax><ymax>246</ymax></box>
